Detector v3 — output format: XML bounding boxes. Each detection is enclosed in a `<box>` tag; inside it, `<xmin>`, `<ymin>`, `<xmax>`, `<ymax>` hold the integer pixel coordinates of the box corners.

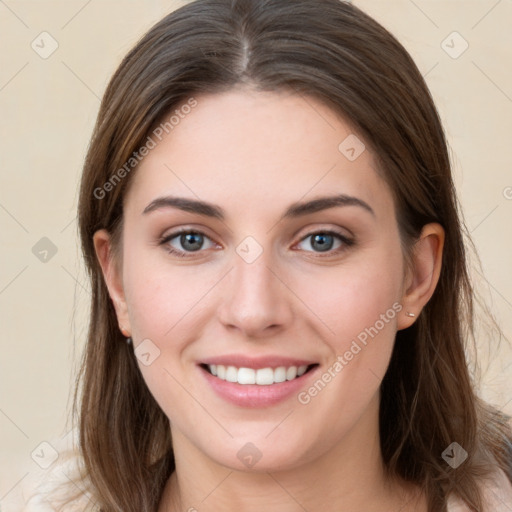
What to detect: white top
<box><xmin>6</xmin><ymin>433</ymin><xmax>512</xmax><ymax>512</ymax></box>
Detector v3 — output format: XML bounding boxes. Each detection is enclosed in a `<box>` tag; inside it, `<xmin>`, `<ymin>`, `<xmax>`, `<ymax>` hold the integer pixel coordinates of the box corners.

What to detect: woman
<box><xmin>21</xmin><ymin>0</ymin><xmax>512</xmax><ymax>510</ymax></box>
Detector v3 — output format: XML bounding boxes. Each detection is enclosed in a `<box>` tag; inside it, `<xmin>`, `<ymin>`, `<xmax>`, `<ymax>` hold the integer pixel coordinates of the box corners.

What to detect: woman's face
<box><xmin>98</xmin><ymin>88</ymin><xmax>415</xmax><ymax>471</ymax></box>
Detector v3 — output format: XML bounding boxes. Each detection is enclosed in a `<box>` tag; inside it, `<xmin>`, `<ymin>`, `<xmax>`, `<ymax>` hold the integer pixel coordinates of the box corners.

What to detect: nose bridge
<box><xmin>217</xmin><ymin>236</ymin><xmax>292</xmax><ymax>336</ymax></box>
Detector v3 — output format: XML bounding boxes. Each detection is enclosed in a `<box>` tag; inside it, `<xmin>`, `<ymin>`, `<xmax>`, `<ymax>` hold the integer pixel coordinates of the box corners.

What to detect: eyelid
<box><xmin>294</xmin><ymin>222</ymin><xmax>354</xmax><ymax>241</ymax></box>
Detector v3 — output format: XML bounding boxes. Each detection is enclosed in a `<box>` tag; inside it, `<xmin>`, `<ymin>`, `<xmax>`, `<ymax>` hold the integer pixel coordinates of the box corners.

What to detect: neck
<box><xmin>158</xmin><ymin>395</ymin><xmax>424</xmax><ymax>512</ymax></box>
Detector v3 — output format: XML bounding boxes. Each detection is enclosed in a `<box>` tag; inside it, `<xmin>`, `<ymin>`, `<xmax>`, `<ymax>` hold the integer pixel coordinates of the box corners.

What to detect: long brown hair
<box><xmin>73</xmin><ymin>0</ymin><xmax>512</xmax><ymax>510</ymax></box>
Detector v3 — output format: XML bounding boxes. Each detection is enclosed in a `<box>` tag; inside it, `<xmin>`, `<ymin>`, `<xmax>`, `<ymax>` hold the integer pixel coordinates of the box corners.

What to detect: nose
<box><xmin>217</xmin><ymin>247</ymin><xmax>294</xmax><ymax>339</ymax></box>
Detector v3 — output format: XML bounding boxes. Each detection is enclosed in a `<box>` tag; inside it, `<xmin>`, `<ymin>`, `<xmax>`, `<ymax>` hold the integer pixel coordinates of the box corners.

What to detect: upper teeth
<box><xmin>208</xmin><ymin>364</ymin><xmax>309</xmax><ymax>385</ymax></box>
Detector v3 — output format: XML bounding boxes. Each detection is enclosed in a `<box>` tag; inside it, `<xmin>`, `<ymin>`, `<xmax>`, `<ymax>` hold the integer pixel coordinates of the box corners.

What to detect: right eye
<box><xmin>158</xmin><ymin>229</ymin><xmax>218</xmax><ymax>258</ymax></box>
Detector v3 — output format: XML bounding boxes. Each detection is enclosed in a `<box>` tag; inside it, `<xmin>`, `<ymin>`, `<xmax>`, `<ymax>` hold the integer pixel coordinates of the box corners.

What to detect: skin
<box><xmin>94</xmin><ymin>87</ymin><xmax>444</xmax><ymax>511</ymax></box>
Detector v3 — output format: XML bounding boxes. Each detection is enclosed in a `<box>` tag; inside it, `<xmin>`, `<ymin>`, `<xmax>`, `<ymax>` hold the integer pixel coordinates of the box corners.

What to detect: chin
<box><xmin>196</xmin><ymin>431</ymin><xmax>320</xmax><ymax>474</ymax></box>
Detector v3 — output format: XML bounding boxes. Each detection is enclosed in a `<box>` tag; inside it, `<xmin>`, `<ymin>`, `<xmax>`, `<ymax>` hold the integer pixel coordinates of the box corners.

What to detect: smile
<box><xmin>199</xmin><ymin>355</ymin><xmax>320</xmax><ymax>407</ymax></box>
<box><xmin>203</xmin><ymin>364</ymin><xmax>314</xmax><ymax>385</ymax></box>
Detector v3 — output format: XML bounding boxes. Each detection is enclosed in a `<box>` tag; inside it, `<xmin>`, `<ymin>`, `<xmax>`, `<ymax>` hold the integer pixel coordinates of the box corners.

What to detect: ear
<box><xmin>93</xmin><ymin>229</ymin><xmax>131</xmax><ymax>337</ymax></box>
<box><xmin>397</xmin><ymin>222</ymin><xmax>445</xmax><ymax>330</ymax></box>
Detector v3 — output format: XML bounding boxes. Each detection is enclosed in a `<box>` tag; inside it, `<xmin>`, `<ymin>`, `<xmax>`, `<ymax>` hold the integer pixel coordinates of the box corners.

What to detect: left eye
<box><xmin>296</xmin><ymin>231</ymin><xmax>352</xmax><ymax>254</ymax></box>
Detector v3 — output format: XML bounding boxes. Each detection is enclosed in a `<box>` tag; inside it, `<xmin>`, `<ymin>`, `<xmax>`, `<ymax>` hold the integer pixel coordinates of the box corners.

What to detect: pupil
<box><xmin>182</xmin><ymin>233</ymin><xmax>203</xmax><ymax>251</ymax></box>
<box><xmin>313</xmin><ymin>233</ymin><xmax>333</xmax><ymax>252</ymax></box>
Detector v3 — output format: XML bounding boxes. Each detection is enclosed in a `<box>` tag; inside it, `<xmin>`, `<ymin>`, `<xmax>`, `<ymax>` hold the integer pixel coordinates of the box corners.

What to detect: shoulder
<box><xmin>447</xmin><ymin>468</ymin><xmax>512</xmax><ymax>512</ymax></box>
<box><xmin>10</xmin><ymin>430</ymin><xmax>98</xmax><ymax>512</ymax></box>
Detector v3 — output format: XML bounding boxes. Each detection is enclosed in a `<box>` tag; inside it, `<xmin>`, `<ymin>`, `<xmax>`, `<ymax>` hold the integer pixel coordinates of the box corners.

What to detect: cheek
<box><xmin>121</xmin><ymin>252</ymin><xmax>220</xmax><ymax>403</ymax></box>
<box><xmin>304</xmin><ymin>246</ymin><xmax>404</xmax><ymax>352</ymax></box>
<box><xmin>292</xmin><ymin>242</ymin><xmax>404</xmax><ymax>421</ymax></box>
<box><xmin>121</xmin><ymin>260</ymin><xmax>203</xmax><ymax>419</ymax></box>
<box><xmin>292</xmin><ymin>242</ymin><xmax>404</xmax><ymax>422</ymax></box>
<box><xmin>123</xmin><ymin>250</ymin><xmax>213</xmax><ymax>342</ymax></box>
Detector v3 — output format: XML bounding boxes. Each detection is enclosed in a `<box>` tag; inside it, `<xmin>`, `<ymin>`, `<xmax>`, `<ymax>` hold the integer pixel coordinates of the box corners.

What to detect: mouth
<box><xmin>198</xmin><ymin>354</ymin><xmax>321</xmax><ymax>407</ymax></box>
<box><xmin>199</xmin><ymin>363</ymin><xmax>319</xmax><ymax>385</ymax></box>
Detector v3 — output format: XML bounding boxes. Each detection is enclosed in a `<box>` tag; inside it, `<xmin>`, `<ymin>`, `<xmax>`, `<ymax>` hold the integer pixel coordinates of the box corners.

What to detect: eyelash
<box><xmin>157</xmin><ymin>228</ymin><xmax>355</xmax><ymax>259</ymax></box>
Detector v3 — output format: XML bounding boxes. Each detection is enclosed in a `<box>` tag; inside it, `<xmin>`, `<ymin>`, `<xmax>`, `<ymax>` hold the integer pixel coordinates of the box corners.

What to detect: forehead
<box><xmin>125</xmin><ymin>88</ymin><xmax>394</xmax><ymax>223</ymax></box>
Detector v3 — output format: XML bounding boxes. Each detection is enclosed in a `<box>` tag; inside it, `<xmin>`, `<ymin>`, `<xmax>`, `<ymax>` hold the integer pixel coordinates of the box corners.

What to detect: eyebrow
<box><xmin>142</xmin><ymin>193</ymin><xmax>375</xmax><ymax>220</ymax></box>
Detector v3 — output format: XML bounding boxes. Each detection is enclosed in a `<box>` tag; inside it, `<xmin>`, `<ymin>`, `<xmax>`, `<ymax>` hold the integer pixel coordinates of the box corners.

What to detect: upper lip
<box><xmin>200</xmin><ymin>354</ymin><xmax>318</xmax><ymax>369</ymax></box>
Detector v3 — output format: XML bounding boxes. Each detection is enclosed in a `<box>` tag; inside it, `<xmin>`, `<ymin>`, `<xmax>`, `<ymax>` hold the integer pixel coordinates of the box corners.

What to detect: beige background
<box><xmin>1</xmin><ymin>0</ymin><xmax>511</xmax><ymax>508</ymax></box>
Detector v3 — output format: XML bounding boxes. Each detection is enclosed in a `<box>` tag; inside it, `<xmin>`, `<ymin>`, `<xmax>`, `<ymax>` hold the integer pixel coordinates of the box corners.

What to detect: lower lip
<box><xmin>199</xmin><ymin>365</ymin><xmax>318</xmax><ymax>408</ymax></box>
